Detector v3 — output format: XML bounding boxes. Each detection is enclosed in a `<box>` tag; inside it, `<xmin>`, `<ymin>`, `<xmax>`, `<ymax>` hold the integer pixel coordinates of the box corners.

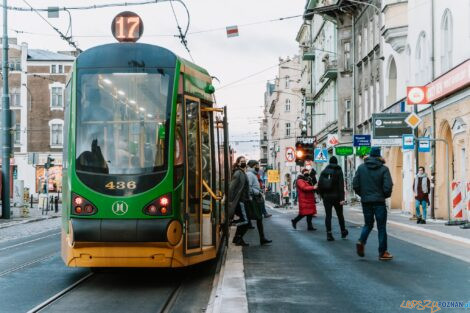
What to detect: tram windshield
<box><xmin>76</xmin><ymin>69</ymin><xmax>172</xmax><ymax>175</ymax></box>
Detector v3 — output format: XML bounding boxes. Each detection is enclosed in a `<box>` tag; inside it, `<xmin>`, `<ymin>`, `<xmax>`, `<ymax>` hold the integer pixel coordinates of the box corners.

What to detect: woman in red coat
<box><xmin>291</xmin><ymin>168</ymin><xmax>317</xmax><ymax>230</ymax></box>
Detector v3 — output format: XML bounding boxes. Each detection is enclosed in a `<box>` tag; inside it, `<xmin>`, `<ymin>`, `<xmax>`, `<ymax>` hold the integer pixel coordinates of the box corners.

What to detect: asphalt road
<box><xmin>0</xmin><ymin>228</ymin><xmax>218</xmax><ymax>313</ymax></box>
<box><xmin>242</xmin><ymin>210</ymin><xmax>470</xmax><ymax>313</ymax></box>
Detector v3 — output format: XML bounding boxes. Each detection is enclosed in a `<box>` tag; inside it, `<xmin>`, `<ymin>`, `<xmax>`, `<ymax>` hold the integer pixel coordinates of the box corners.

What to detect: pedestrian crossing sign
<box><xmin>314</xmin><ymin>148</ymin><xmax>328</xmax><ymax>163</ymax></box>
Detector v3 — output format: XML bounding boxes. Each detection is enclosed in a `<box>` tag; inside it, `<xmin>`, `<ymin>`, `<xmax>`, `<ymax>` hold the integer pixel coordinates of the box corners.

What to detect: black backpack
<box><xmin>319</xmin><ymin>169</ymin><xmax>335</xmax><ymax>192</ymax></box>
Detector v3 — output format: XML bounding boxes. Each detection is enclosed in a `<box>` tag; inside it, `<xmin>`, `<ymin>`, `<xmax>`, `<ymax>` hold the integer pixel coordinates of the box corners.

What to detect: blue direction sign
<box><xmin>402</xmin><ymin>134</ymin><xmax>414</xmax><ymax>151</ymax></box>
<box><xmin>314</xmin><ymin>148</ymin><xmax>328</xmax><ymax>163</ymax></box>
<box><xmin>353</xmin><ymin>135</ymin><xmax>371</xmax><ymax>147</ymax></box>
<box><xmin>418</xmin><ymin>137</ymin><xmax>431</xmax><ymax>152</ymax></box>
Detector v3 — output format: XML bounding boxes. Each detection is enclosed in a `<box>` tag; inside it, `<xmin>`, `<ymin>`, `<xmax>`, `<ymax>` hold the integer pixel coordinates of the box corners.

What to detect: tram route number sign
<box><xmin>112</xmin><ymin>11</ymin><xmax>144</xmax><ymax>43</ymax></box>
<box><xmin>267</xmin><ymin>170</ymin><xmax>280</xmax><ymax>183</ymax></box>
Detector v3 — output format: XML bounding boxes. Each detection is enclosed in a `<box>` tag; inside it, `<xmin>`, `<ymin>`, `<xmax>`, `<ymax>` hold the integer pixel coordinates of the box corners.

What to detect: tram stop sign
<box><xmin>335</xmin><ymin>146</ymin><xmax>354</xmax><ymax>156</ymax></box>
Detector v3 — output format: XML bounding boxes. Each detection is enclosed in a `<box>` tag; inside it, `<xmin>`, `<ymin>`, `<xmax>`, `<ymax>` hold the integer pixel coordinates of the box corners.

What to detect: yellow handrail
<box><xmin>202</xmin><ymin>179</ymin><xmax>222</xmax><ymax>200</ymax></box>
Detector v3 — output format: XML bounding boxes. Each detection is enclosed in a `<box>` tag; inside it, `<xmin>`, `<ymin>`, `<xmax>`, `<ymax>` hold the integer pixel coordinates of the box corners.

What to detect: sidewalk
<box><xmin>0</xmin><ymin>204</ymin><xmax>61</xmax><ymax>229</ymax></box>
<box><xmin>267</xmin><ymin>200</ymin><xmax>470</xmax><ymax>242</ymax></box>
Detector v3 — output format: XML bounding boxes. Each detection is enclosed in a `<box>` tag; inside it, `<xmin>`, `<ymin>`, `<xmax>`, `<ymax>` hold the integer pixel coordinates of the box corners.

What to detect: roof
<box><xmin>27</xmin><ymin>49</ymin><xmax>75</xmax><ymax>61</ymax></box>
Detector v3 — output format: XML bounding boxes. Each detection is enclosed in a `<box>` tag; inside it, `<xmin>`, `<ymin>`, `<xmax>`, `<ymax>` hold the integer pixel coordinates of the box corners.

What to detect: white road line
<box><xmin>0</xmin><ymin>232</ymin><xmax>61</xmax><ymax>252</ymax></box>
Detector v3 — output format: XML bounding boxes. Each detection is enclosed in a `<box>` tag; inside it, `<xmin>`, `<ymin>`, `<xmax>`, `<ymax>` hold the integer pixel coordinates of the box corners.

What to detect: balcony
<box><xmin>302</xmin><ymin>47</ymin><xmax>316</xmax><ymax>61</ymax></box>
<box><xmin>382</xmin><ymin>1</ymin><xmax>408</xmax><ymax>53</ymax></box>
<box><xmin>320</xmin><ymin>59</ymin><xmax>338</xmax><ymax>82</ymax></box>
<box><xmin>305</xmin><ymin>0</ymin><xmax>359</xmax><ymax>20</ymax></box>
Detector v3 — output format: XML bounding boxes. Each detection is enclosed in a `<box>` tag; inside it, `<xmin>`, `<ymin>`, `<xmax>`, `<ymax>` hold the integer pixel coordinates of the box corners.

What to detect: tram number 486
<box><xmin>105</xmin><ymin>181</ymin><xmax>137</xmax><ymax>190</ymax></box>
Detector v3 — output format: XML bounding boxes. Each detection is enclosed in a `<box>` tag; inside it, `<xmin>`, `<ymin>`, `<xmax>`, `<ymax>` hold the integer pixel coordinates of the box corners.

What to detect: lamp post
<box><xmin>2</xmin><ymin>0</ymin><xmax>11</xmax><ymax>219</ymax></box>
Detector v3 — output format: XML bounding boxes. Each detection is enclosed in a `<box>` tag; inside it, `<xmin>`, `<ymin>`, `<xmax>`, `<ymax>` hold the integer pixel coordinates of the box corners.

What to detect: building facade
<box><xmin>0</xmin><ymin>39</ymin><xmax>75</xmax><ymax>196</ymax></box>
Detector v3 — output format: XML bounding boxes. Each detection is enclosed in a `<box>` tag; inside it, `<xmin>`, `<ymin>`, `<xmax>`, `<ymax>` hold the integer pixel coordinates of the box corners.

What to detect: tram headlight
<box><xmin>144</xmin><ymin>194</ymin><xmax>172</xmax><ymax>216</ymax></box>
<box><xmin>72</xmin><ymin>193</ymin><xmax>98</xmax><ymax>216</ymax></box>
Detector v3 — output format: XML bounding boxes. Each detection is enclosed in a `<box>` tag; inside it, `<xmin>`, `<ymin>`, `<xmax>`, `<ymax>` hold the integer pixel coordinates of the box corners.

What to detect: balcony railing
<box><xmin>320</xmin><ymin>59</ymin><xmax>338</xmax><ymax>82</ymax></box>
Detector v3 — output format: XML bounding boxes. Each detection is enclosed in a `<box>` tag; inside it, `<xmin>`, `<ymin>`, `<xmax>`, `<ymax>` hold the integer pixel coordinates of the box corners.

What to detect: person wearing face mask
<box><xmin>413</xmin><ymin>166</ymin><xmax>431</xmax><ymax>224</ymax></box>
<box><xmin>246</xmin><ymin>160</ymin><xmax>272</xmax><ymax>245</ymax></box>
<box><xmin>228</xmin><ymin>156</ymin><xmax>251</xmax><ymax>246</ymax></box>
<box><xmin>291</xmin><ymin>168</ymin><xmax>317</xmax><ymax>231</ymax></box>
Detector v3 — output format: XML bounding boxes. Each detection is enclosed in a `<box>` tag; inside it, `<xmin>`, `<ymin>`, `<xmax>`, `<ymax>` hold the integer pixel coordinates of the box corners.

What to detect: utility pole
<box><xmin>1</xmin><ymin>0</ymin><xmax>11</xmax><ymax>219</ymax></box>
<box><xmin>414</xmin><ymin>103</ymin><xmax>419</xmax><ymax>174</ymax></box>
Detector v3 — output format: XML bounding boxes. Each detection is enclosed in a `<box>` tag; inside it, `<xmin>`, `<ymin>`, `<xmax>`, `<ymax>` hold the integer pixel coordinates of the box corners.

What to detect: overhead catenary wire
<box><xmin>169</xmin><ymin>0</ymin><xmax>193</xmax><ymax>61</ymax></box>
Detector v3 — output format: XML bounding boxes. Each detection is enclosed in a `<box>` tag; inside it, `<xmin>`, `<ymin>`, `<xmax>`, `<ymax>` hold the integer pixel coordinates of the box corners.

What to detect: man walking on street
<box><xmin>353</xmin><ymin>147</ymin><xmax>394</xmax><ymax>261</ymax></box>
<box><xmin>318</xmin><ymin>156</ymin><xmax>348</xmax><ymax>241</ymax></box>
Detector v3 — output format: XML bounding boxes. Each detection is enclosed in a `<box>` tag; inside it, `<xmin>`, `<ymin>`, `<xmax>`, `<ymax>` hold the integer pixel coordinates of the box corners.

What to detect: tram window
<box><xmin>174</xmin><ymin>102</ymin><xmax>184</xmax><ymax>186</ymax></box>
<box><xmin>75</xmin><ymin>69</ymin><xmax>172</xmax><ymax>175</ymax></box>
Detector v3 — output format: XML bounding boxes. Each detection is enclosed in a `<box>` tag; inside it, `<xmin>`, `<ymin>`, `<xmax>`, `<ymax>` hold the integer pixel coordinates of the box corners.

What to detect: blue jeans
<box><xmin>359</xmin><ymin>204</ymin><xmax>388</xmax><ymax>255</ymax></box>
<box><xmin>415</xmin><ymin>200</ymin><xmax>427</xmax><ymax>219</ymax></box>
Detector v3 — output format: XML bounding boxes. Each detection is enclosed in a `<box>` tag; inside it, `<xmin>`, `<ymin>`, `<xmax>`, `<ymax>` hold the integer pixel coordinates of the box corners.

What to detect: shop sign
<box><xmin>426</xmin><ymin>60</ymin><xmax>470</xmax><ymax>102</ymax></box>
<box><xmin>267</xmin><ymin>170</ymin><xmax>280</xmax><ymax>183</ymax></box>
<box><xmin>335</xmin><ymin>146</ymin><xmax>354</xmax><ymax>156</ymax></box>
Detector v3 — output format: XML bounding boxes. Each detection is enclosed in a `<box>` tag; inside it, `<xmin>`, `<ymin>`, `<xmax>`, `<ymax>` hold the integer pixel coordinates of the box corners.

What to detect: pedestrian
<box><xmin>282</xmin><ymin>184</ymin><xmax>290</xmax><ymax>207</ymax></box>
<box><xmin>246</xmin><ymin>160</ymin><xmax>272</xmax><ymax>245</ymax></box>
<box><xmin>318</xmin><ymin>156</ymin><xmax>348</xmax><ymax>241</ymax></box>
<box><xmin>291</xmin><ymin>168</ymin><xmax>317</xmax><ymax>231</ymax></box>
<box><xmin>353</xmin><ymin>147</ymin><xmax>394</xmax><ymax>261</ymax></box>
<box><xmin>413</xmin><ymin>166</ymin><xmax>431</xmax><ymax>224</ymax></box>
<box><xmin>256</xmin><ymin>165</ymin><xmax>272</xmax><ymax>218</ymax></box>
<box><xmin>228</xmin><ymin>156</ymin><xmax>251</xmax><ymax>246</ymax></box>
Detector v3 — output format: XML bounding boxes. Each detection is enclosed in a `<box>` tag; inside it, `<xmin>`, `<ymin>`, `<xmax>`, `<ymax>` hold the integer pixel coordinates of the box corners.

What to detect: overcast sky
<box><xmin>8</xmin><ymin>0</ymin><xmax>305</xmax><ymax>159</ymax></box>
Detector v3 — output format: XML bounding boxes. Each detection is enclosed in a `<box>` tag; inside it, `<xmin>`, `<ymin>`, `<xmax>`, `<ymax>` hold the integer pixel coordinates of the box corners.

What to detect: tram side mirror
<box><xmin>204</xmin><ymin>84</ymin><xmax>215</xmax><ymax>94</ymax></box>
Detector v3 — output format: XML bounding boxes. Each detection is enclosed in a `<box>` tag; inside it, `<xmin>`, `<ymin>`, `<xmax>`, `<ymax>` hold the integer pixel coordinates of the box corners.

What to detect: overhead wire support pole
<box><xmin>1</xmin><ymin>0</ymin><xmax>11</xmax><ymax>219</ymax></box>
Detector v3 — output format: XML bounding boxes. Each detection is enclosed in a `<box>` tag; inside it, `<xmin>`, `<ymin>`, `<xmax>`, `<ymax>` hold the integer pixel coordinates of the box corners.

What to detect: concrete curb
<box><xmin>208</xmin><ymin>226</ymin><xmax>248</xmax><ymax>313</ymax></box>
<box><xmin>0</xmin><ymin>215</ymin><xmax>60</xmax><ymax>229</ymax></box>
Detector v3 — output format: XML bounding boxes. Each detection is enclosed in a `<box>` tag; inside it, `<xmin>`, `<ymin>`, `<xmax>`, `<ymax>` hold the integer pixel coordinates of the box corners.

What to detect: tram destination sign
<box><xmin>372</xmin><ymin>113</ymin><xmax>413</xmax><ymax>146</ymax></box>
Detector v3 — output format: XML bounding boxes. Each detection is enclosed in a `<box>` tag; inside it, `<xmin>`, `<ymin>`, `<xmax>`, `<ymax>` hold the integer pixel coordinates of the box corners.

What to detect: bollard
<box><xmin>30</xmin><ymin>194</ymin><xmax>33</xmax><ymax>208</ymax></box>
<box><xmin>54</xmin><ymin>196</ymin><xmax>59</xmax><ymax>213</ymax></box>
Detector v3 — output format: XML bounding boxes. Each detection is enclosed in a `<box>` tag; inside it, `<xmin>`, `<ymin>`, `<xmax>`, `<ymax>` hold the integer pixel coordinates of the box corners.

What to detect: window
<box><xmin>369</xmin><ymin>19</ymin><xmax>374</xmax><ymax>49</ymax></box>
<box><xmin>10</xmin><ymin>90</ymin><xmax>20</xmax><ymax>107</ymax></box>
<box><xmin>357</xmin><ymin>32</ymin><xmax>362</xmax><ymax>60</ymax></box>
<box><xmin>9</xmin><ymin>58</ymin><xmax>21</xmax><ymax>71</ymax></box>
<box><xmin>369</xmin><ymin>85</ymin><xmax>374</xmax><ymax>114</ymax></box>
<box><xmin>440</xmin><ymin>9</ymin><xmax>453</xmax><ymax>73</ymax></box>
<box><xmin>14</xmin><ymin>123</ymin><xmax>20</xmax><ymax>145</ymax></box>
<box><xmin>285</xmin><ymin>76</ymin><xmax>290</xmax><ymax>89</ymax></box>
<box><xmin>363</xmin><ymin>26</ymin><xmax>368</xmax><ymax>56</ymax></box>
<box><xmin>364</xmin><ymin>88</ymin><xmax>369</xmax><ymax>120</ymax></box>
<box><xmin>376</xmin><ymin>81</ymin><xmax>381</xmax><ymax>111</ymax></box>
<box><xmin>415</xmin><ymin>32</ymin><xmax>429</xmax><ymax>85</ymax></box>
<box><xmin>50</xmin><ymin>86</ymin><xmax>63</xmax><ymax>108</ymax></box>
<box><xmin>285</xmin><ymin>99</ymin><xmax>291</xmax><ymax>112</ymax></box>
<box><xmin>285</xmin><ymin>122</ymin><xmax>291</xmax><ymax>137</ymax></box>
<box><xmin>344</xmin><ymin>41</ymin><xmax>351</xmax><ymax>71</ymax></box>
<box><xmin>358</xmin><ymin>92</ymin><xmax>362</xmax><ymax>123</ymax></box>
<box><xmin>344</xmin><ymin>100</ymin><xmax>351</xmax><ymax>129</ymax></box>
<box><xmin>49</xmin><ymin>119</ymin><xmax>64</xmax><ymax>147</ymax></box>
<box><xmin>51</xmin><ymin>64</ymin><xmax>64</xmax><ymax>74</ymax></box>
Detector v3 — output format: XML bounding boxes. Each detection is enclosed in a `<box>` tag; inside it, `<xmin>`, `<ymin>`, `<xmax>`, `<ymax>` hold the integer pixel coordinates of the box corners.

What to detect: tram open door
<box><xmin>184</xmin><ymin>95</ymin><xmax>230</xmax><ymax>256</ymax></box>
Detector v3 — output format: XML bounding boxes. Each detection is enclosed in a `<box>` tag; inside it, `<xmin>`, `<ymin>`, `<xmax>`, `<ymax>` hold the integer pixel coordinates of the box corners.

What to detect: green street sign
<box><xmin>356</xmin><ymin>146</ymin><xmax>371</xmax><ymax>156</ymax></box>
<box><xmin>335</xmin><ymin>146</ymin><xmax>354</xmax><ymax>156</ymax></box>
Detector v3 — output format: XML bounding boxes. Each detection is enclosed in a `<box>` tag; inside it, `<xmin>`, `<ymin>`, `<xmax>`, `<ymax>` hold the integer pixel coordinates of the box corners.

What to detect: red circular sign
<box><xmin>111</xmin><ymin>11</ymin><xmax>144</xmax><ymax>43</ymax></box>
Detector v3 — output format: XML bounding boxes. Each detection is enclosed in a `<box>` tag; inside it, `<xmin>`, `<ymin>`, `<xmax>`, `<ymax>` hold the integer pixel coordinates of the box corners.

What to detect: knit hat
<box><xmin>369</xmin><ymin>146</ymin><xmax>381</xmax><ymax>157</ymax></box>
<box><xmin>247</xmin><ymin>160</ymin><xmax>259</xmax><ymax>168</ymax></box>
<box><xmin>329</xmin><ymin>156</ymin><xmax>338</xmax><ymax>164</ymax></box>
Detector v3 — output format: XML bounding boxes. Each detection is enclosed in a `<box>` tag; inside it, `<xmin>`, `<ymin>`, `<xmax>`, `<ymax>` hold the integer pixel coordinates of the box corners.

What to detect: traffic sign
<box><xmin>402</xmin><ymin>134</ymin><xmax>415</xmax><ymax>151</ymax></box>
<box><xmin>407</xmin><ymin>86</ymin><xmax>427</xmax><ymax>105</ymax></box>
<box><xmin>285</xmin><ymin>147</ymin><xmax>295</xmax><ymax>162</ymax></box>
<box><xmin>353</xmin><ymin>135</ymin><xmax>371</xmax><ymax>147</ymax></box>
<box><xmin>372</xmin><ymin>113</ymin><xmax>413</xmax><ymax>146</ymax></box>
<box><xmin>327</xmin><ymin>133</ymin><xmax>340</xmax><ymax>147</ymax></box>
<box><xmin>405</xmin><ymin>112</ymin><xmax>422</xmax><ymax>129</ymax></box>
<box><xmin>355</xmin><ymin>146</ymin><xmax>371</xmax><ymax>156</ymax></box>
<box><xmin>335</xmin><ymin>146</ymin><xmax>354</xmax><ymax>156</ymax></box>
<box><xmin>314</xmin><ymin>148</ymin><xmax>328</xmax><ymax>163</ymax></box>
<box><xmin>418</xmin><ymin>137</ymin><xmax>431</xmax><ymax>152</ymax></box>
<box><xmin>267</xmin><ymin>170</ymin><xmax>280</xmax><ymax>183</ymax></box>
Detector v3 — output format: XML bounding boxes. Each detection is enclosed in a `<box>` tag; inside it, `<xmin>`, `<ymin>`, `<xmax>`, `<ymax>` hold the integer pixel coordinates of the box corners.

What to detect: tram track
<box><xmin>0</xmin><ymin>253</ymin><xmax>57</xmax><ymax>278</ymax></box>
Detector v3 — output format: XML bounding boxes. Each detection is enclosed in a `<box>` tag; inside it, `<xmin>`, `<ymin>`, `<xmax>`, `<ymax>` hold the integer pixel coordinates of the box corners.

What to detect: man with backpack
<box><xmin>318</xmin><ymin>156</ymin><xmax>348</xmax><ymax>241</ymax></box>
<box><xmin>353</xmin><ymin>147</ymin><xmax>394</xmax><ymax>261</ymax></box>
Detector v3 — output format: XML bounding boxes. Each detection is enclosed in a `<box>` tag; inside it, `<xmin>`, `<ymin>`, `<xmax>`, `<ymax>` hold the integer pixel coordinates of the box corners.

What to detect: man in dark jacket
<box><xmin>318</xmin><ymin>156</ymin><xmax>348</xmax><ymax>241</ymax></box>
<box><xmin>353</xmin><ymin>147</ymin><xmax>394</xmax><ymax>261</ymax></box>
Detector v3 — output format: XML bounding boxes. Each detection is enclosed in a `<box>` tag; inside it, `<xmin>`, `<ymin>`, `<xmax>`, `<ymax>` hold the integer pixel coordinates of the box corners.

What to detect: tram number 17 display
<box><xmin>112</xmin><ymin>11</ymin><xmax>144</xmax><ymax>43</ymax></box>
<box><xmin>105</xmin><ymin>181</ymin><xmax>137</xmax><ymax>190</ymax></box>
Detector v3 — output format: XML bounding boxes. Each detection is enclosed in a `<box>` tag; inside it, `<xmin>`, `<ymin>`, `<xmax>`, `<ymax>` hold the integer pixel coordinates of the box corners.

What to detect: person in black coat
<box><xmin>318</xmin><ymin>156</ymin><xmax>348</xmax><ymax>241</ymax></box>
<box><xmin>353</xmin><ymin>147</ymin><xmax>394</xmax><ymax>261</ymax></box>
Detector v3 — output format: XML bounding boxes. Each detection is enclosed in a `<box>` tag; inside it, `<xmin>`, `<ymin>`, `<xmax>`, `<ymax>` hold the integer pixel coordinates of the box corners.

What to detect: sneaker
<box><xmin>327</xmin><ymin>232</ymin><xmax>335</xmax><ymax>241</ymax></box>
<box><xmin>341</xmin><ymin>229</ymin><xmax>349</xmax><ymax>239</ymax></box>
<box><xmin>260</xmin><ymin>238</ymin><xmax>272</xmax><ymax>245</ymax></box>
<box><xmin>379</xmin><ymin>251</ymin><xmax>393</xmax><ymax>261</ymax></box>
<box><xmin>356</xmin><ymin>241</ymin><xmax>365</xmax><ymax>257</ymax></box>
<box><xmin>291</xmin><ymin>219</ymin><xmax>297</xmax><ymax>230</ymax></box>
<box><xmin>264</xmin><ymin>214</ymin><xmax>272</xmax><ymax>218</ymax></box>
<box><xmin>417</xmin><ymin>218</ymin><xmax>422</xmax><ymax>224</ymax></box>
<box><xmin>421</xmin><ymin>219</ymin><xmax>426</xmax><ymax>224</ymax></box>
